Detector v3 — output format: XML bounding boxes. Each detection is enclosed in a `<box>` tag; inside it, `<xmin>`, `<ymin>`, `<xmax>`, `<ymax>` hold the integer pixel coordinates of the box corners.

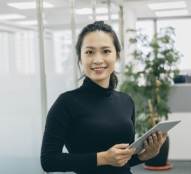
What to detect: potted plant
<box><xmin>120</xmin><ymin>27</ymin><xmax>182</xmax><ymax>169</ymax></box>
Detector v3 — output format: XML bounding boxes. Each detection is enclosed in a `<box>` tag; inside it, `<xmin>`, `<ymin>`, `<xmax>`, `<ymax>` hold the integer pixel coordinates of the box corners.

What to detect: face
<box><xmin>79</xmin><ymin>31</ymin><xmax>119</xmax><ymax>88</ymax></box>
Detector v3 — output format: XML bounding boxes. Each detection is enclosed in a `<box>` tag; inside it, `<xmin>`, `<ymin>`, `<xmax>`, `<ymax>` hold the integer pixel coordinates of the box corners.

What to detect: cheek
<box><xmin>107</xmin><ymin>58</ymin><xmax>117</xmax><ymax>66</ymax></box>
<box><xmin>81</xmin><ymin>60</ymin><xmax>91</xmax><ymax>70</ymax></box>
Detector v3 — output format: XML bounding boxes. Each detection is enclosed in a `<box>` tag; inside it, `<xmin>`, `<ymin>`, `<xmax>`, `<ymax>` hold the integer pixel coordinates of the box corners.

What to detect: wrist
<box><xmin>138</xmin><ymin>151</ymin><xmax>150</xmax><ymax>161</ymax></box>
<box><xmin>97</xmin><ymin>151</ymin><xmax>108</xmax><ymax>166</ymax></box>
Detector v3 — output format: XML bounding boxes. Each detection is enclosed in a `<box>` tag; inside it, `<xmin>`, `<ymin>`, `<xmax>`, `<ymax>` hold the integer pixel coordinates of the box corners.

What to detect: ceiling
<box><xmin>0</xmin><ymin>0</ymin><xmax>120</xmax><ymax>30</ymax></box>
<box><xmin>124</xmin><ymin>0</ymin><xmax>191</xmax><ymax>18</ymax></box>
<box><xmin>0</xmin><ymin>0</ymin><xmax>191</xmax><ymax>30</ymax></box>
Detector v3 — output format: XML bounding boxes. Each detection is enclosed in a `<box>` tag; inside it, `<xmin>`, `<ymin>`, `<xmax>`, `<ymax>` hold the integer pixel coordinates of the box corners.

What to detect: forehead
<box><xmin>81</xmin><ymin>31</ymin><xmax>114</xmax><ymax>48</ymax></box>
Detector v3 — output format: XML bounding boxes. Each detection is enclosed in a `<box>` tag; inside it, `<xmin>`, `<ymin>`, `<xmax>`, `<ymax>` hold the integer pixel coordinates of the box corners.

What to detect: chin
<box><xmin>90</xmin><ymin>75</ymin><xmax>110</xmax><ymax>82</ymax></box>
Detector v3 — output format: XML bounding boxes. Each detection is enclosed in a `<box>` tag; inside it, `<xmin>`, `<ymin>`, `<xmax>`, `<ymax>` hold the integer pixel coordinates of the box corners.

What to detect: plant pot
<box><xmin>145</xmin><ymin>135</ymin><xmax>169</xmax><ymax>167</ymax></box>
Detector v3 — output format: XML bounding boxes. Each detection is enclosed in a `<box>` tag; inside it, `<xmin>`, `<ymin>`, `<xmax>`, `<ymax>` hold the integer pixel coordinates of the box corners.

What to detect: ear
<box><xmin>79</xmin><ymin>59</ymin><xmax>82</xmax><ymax>65</ymax></box>
<box><xmin>116</xmin><ymin>52</ymin><xmax>120</xmax><ymax>62</ymax></box>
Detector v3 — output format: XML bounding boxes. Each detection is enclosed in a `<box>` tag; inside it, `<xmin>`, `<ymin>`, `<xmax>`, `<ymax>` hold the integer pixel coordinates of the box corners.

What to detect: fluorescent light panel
<box><xmin>155</xmin><ymin>10</ymin><xmax>188</xmax><ymax>17</ymax></box>
<box><xmin>75</xmin><ymin>7</ymin><xmax>108</xmax><ymax>15</ymax></box>
<box><xmin>148</xmin><ymin>1</ymin><xmax>186</xmax><ymax>10</ymax></box>
<box><xmin>88</xmin><ymin>14</ymin><xmax>119</xmax><ymax>20</ymax></box>
<box><xmin>75</xmin><ymin>8</ymin><xmax>92</xmax><ymax>15</ymax></box>
<box><xmin>96</xmin><ymin>7</ymin><xmax>108</xmax><ymax>14</ymax></box>
<box><xmin>0</xmin><ymin>14</ymin><xmax>26</xmax><ymax>20</ymax></box>
<box><xmin>7</xmin><ymin>2</ymin><xmax>54</xmax><ymax>9</ymax></box>
<box><xmin>14</xmin><ymin>20</ymin><xmax>47</xmax><ymax>25</ymax></box>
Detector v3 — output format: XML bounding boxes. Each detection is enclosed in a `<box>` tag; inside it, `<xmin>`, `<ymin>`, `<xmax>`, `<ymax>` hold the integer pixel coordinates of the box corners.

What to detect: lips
<box><xmin>91</xmin><ymin>67</ymin><xmax>107</xmax><ymax>70</ymax></box>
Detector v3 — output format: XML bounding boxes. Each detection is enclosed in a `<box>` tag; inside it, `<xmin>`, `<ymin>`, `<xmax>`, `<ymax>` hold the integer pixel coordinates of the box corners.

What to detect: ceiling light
<box><xmin>155</xmin><ymin>10</ymin><xmax>188</xmax><ymax>17</ymax></box>
<box><xmin>88</xmin><ymin>14</ymin><xmax>119</xmax><ymax>20</ymax></box>
<box><xmin>7</xmin><ymin>2</ymin><xmax>54</xmax><ymax>9</ymax></box>
<box><xmin>148</xmin><ymin>1</ymin><xmax>186</xmax><ymax>10</ymax></box>
<box><xmin>14</xmin><ymin>20</ymin><xmax>47</xmax><ymax>25</ymax></box>
<box><xmin>75</xmin><ymin>7</ymin><xmax>108</xmax><ymax>15</ymax></box>
<box><xmin>75</xmin><ymin>8</ymin><xmax>92</xmax><ymax>15</ymax></box>
<box><xmin>0</xmin><ymin>14</ymin><xmax>26</xmax><ymax>20</ymax></box>
<box><xmin>96</xmin><ymin>7</ymin><xmax>108</xmax><ymax>14</ymax></box>
<box><xmin>111</xmin><ymin>14</ymin><xmax>119</xmax><ymax>20</ymax></box>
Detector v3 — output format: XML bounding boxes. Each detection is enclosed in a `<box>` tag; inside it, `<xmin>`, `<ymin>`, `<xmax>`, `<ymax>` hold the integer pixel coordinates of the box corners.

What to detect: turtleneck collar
<box><xmin>81</xmin><ymin>76</ymin><xmax>114</xmax><ymax>99</ymax></box>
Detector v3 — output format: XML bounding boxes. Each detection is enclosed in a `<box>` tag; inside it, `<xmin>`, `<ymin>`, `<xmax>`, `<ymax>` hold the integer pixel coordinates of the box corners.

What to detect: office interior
<box><xmin>0</xmin><ymin>0</ymin><xmax>191</xmax><ymax>173</ymax></box>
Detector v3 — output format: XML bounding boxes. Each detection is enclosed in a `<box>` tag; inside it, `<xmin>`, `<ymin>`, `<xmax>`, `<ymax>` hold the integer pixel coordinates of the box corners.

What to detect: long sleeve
<box><xmin>41</xmin><ymin>76</ymin><xmax>145</xmax><ymax>174</ymax></box>
<box><xmin>128</xmin><ymin>98</ymin><xmax>146</xmax><ymax>167</ymax></box>
<box><xmin>40</xmin><ymin>94</ymin><xmax>97</xmax><ymax>173</ymax></box>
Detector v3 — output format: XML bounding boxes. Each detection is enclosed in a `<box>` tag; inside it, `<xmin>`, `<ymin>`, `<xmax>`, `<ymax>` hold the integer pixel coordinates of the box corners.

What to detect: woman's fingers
<box><xmin>157</xmin><ymin>131</ymin><xmax>163</xmax><ymax>143</ymax></box>
<box><xmin>148</xmin><ymin>136</ymin><xmax>154</xmax><ymax>145</ymax></box>
<box><xmin>144</xmin><ymin>140</ymin><xmax>149</xmax><ymax>149</ymax></box>
<box><xmin>118</xmin><ymin>158</ymin><xmax>129</xmax><ymax>165</ymax></box>
<box><xmin>113</xmin><ymin>147</ymin><xmax>136</xmax><ymax>166</ymax></box>
<box><xmin>142</xmin><ymin>132</ymin><xmax>169</xmax><ymax>159</ymax></box>
<box><xmin>118</xmin><ymin>154</ymin><xmax>131</xmax><ymax>161</ymax></box>
<box><xmin>152</xmin><ymin>133</ymin><xmax>158</xmax><ymax>144</ymax></box>
<box><xmin>120</xmin><ymin>147</ymin><xmax>136</xmax><ymax>155</ymax></box>
<box><xmin>106</xmin><ymin>144</ymin><xmax>137</xmax><ymax>167</ymax></box>
<box><xmin>163</xmin><ymin>132</ymin><xmax>168</xmax><ymax>139</ymax></box>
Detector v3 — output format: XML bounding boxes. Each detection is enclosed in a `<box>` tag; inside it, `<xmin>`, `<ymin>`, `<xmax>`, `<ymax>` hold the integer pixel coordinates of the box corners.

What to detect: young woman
<box><xmin>40</xmin><ymin>21</ymin><xmax>167</xmax><ymax>174</ymax></box>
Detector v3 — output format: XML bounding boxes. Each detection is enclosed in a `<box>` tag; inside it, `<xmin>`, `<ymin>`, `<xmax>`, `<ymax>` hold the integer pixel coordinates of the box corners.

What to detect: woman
<box><xmin>40</xmin><ymin>21</ymin><xmax>167</xmax><ymax>174</ymax></box>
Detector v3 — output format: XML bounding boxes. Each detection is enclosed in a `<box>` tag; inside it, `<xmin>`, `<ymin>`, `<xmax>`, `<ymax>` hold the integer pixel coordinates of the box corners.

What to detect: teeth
<box><xmin>94</xmin><ymin>68</ymin><xmax>105</xmax><ymax>70</ymax></box>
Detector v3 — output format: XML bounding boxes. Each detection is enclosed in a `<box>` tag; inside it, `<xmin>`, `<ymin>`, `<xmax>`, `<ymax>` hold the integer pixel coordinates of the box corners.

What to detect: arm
<box><xmin>96</xmin><ymin>97</ymin><xmax>145</xmax><ymax>167</ymax></box>
<box><xmin>128</xmin><ymin>98</ymin><xmax>147</xmax><ymax>167</ymax></box>
<box><xmin>40</xmin><ymin>94</ymin><xmax>97</xmax><ymax>172</ymax></box>
<box><xmin>97</xmin><ymin>151</ymin><xmax>107</xmax><ymax>166</ymax></box>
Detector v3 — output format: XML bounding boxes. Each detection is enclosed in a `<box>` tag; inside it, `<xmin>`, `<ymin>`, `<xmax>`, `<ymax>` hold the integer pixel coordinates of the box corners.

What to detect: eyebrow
<box><xmin>84</xmin><ymin>46</ymin><xmax>112</xmax><ymax>49</ymax></box>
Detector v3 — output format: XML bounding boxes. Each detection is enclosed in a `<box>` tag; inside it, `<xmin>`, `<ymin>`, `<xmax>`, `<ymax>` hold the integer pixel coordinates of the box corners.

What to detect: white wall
<box><xmin>168</xmin><ymin>113</ymin><xmax>191</xmax><ymax>160</ymax></box>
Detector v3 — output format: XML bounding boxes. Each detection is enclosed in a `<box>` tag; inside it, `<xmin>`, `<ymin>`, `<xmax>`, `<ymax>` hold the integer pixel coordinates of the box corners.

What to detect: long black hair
<box><xmin>75</xmin><ymin>21</ymin><xmax>121</xmax><ymax>89</ymax></box>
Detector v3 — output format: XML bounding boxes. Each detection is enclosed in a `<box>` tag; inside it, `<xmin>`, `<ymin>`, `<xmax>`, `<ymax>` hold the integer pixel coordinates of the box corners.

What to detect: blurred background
<box><xmin>0</xmin><ymin>0</ymin><xmax>190</xmax><ymax>174</ymax></box>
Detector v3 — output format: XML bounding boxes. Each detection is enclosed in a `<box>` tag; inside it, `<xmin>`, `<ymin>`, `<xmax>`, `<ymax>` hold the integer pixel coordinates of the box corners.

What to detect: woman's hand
<box><xmin>138</xmin><ymin>131</ymin><xmax>168</xmax><ymax>161</ymax></box>
<box><xmin>104</xmin><ymin>144</ymin><xmax>136</xmax><ymax>167</ymax></box>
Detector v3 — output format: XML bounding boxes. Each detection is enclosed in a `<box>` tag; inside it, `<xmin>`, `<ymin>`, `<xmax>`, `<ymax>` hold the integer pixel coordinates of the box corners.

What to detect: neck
<box><xmin>81</xmin><ymin>76</ymin><xmax>114</xmax><ymax>99</ymax></box>
<box><xmin>88</xmin><ymin>77</ymin><xmax>110</xmax><ymax>88</ymax></box>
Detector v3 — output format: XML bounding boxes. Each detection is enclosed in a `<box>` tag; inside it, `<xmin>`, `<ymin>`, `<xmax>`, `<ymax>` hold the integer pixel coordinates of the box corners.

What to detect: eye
<box><xmin>86</xmin><ymin>51</ymin><xmax>93</xmax><ymax>55</ymax></box>
<box><xmin>104</xmin><ymin>50</ymin><xmax>111</xmax><ymax>54</ymax></box>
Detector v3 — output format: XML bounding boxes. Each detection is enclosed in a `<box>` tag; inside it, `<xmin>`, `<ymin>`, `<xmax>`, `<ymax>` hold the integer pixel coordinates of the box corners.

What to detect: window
<box><xmin>0</xmin><ymin>32</ymin><xmax>9</xmax><ymax>75</ymax></box>
<box><xmin>157</xmin><ymin>18</ymin><xmax>191</xmax><ymax>71</ymax></box>
<box><xmin>15</xmin><ymin>30</ymin><xmax>37</xmax><ymax>74</ymax></box>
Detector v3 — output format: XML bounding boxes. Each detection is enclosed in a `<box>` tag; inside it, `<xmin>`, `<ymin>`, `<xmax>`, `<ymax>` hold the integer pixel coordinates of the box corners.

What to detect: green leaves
<box><xmin>120</xmin><ymin>26</ymin><xmax>181</xmax><ymax>137</ymax></box>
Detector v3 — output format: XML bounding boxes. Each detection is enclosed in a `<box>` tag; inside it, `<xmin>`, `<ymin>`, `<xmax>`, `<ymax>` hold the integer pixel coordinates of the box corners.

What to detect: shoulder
<box><xmin>48</xmin><ymin>88</ymin><xmax>83</xmax><ymax>115</ymax></box>
<box><xmin>59</xmin><ymin>87</ymin><xmax>81</xmax><ymax>99</ymax></box>
<box><xmin>54</xmin><ymin>87</ymin><xmax>83</xmax><ymax>106</ymax></box>
<box><xmin>114</xmin><ymin>90</ymin><xmax>135</xmax><ymax>105</ymax></box>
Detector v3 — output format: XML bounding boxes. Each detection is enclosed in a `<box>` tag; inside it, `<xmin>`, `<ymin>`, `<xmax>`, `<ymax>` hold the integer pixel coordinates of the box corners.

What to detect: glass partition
<box><xmin>0</xmin><ymin>0</ymin><xmax>43</xmax><ymax>173</ymax></box>
<box><xmin>0</xmin><ymin>0</ymin><xmax>124</xmax><ymax>173</ymax></box>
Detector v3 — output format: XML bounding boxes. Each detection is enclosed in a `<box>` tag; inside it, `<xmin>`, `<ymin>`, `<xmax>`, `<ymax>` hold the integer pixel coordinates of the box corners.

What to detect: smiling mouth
<box><xmin>91</xmin><ymin>67</ymin><xmax>107</xmax><ymax>70</ymax></box>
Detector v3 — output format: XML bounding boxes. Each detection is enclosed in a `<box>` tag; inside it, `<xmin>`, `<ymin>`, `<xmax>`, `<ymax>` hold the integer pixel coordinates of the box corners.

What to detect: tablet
<box><xmin>127</xmin><ymin>120</ymin><xmax>181</xmax><ymax>154</ymax></box>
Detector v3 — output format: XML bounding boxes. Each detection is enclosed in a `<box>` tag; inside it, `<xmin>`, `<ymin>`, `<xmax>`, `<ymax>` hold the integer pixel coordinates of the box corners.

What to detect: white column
<box><xmin>70</xmin><ymin>0</ymin><xmax>78</xmax><ymax>88</ymax></box>
<box><xmin>92</xmin><ymin>0</ymin><xmax>96</xmax><ymax>22</ymax></box>
<box><xmin>36</xmin><ymin>0</ymin><xmax>47</xmax><ymax>134</ymax></box>
<box><xmin>123</xmin><ymin>4</ymin><xmax>137</xmax><ymax>65</ymax></box>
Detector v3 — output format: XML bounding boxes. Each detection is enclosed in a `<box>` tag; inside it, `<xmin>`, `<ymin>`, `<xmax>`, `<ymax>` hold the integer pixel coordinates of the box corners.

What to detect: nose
<box><xmin>93</xmin><ymin>53</ymin><xmax>104</xmax><ymax>64</ymax></box>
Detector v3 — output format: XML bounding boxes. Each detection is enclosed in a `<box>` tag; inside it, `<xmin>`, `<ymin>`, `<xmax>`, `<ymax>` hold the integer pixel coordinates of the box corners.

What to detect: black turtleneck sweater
<box><xmin>40</xmin><ymin>76</ymin><xmax>144</xmax><ymax>174</ymax></box>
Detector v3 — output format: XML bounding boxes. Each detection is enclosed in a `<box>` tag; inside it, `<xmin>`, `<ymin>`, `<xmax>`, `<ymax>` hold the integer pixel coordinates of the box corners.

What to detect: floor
<box><xmin>131</xmin><ymin>160</ymin><xmax>191</xmax><ymax>174</ymax></box>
